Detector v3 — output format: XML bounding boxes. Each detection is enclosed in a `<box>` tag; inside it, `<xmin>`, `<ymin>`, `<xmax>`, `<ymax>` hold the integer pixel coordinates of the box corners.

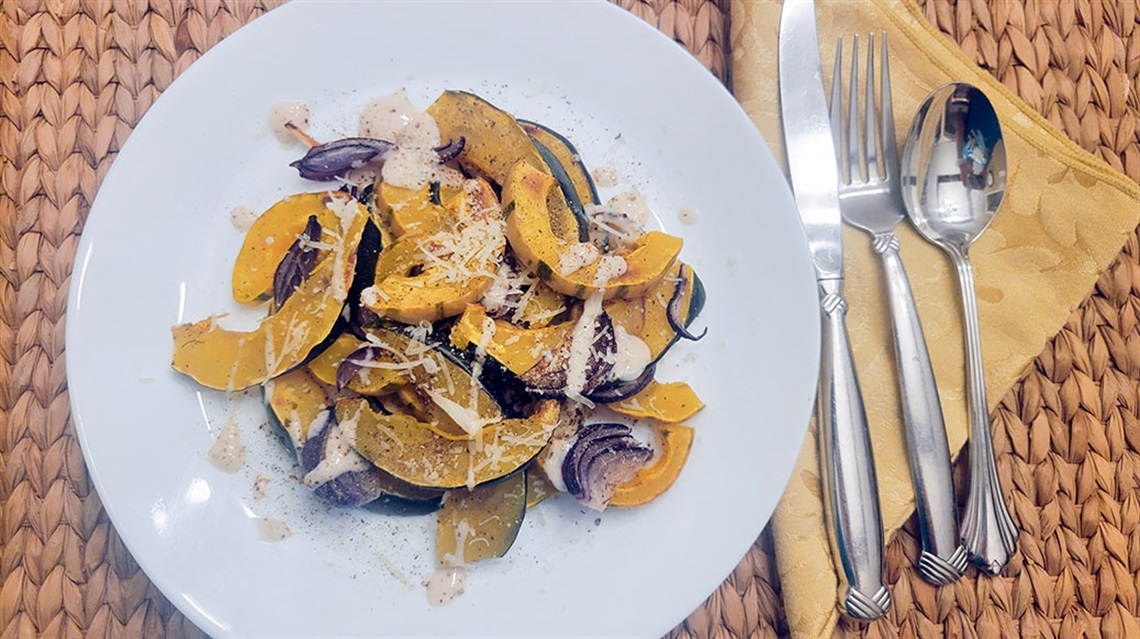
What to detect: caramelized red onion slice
<box><xmin>335</xmin><ymin>345</ymin><xmax>385</xmax><ymax>391</ymax></box>
<box><xmin>561</xmin><ymin>422</ymin><xmax>653</xmax><ymax>510</ymax></box>
<box><xmin>290</xmin><ymin>137</ymin><xmax>396</xmax><ymax>181</ymax></box>
<box><xmin>519</xmin><ymin>312</ymin><xmax>616</xmax><ymax>398</ymax></box>
<box><xmin>272</xmin><ymin>214</ymin><xmax>322</xmax><ymax>309</ymax></box>
<box><xmin>299</xmin><ymin>410</ymin><xmax>386</xmax><ymax>508</ymax></box>
<box><xmin>586</xmin><ymin>363</ymin><xmax>656</xmax><ymax>403</ymax></box>
<box><xmin>667</xmin><ymin>264</ymin><xmax>708</xmax><ymax>341</ymax></box>
<box><xmin>433</xmin><ymin>136</ymin><xmax>465</xmax><ymax>163</ymax></box>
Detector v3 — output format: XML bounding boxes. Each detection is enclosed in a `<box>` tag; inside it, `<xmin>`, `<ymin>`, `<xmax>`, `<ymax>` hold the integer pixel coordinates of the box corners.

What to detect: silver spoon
<box><xmin>900</xmin><ymin>82</ymin><xmax>1017</xmax><ymax>574</ymax></box>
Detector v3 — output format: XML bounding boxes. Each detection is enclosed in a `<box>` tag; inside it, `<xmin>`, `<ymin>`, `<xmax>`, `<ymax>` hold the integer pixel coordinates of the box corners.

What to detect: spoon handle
<box><xmin>874</xmin><ymin>233</ymin><xmax>967</xmax><ymax>584</ymax></box>
<box><xmin>950</xmin><ymin>250</ymin><xmax>1019</xmax><ymax>574</ymax></box>
<box><xmin>815</xmin><ymin>279</ymin><xmax>891</xmax><ymax>619</ymax></box>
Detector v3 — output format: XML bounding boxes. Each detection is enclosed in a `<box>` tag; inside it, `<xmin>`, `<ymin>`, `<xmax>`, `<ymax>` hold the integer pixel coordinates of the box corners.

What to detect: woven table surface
<box><xmin>0</xmin><ymin>0</ymin><xmax>1136</xmax><ymax>637</ymax></box>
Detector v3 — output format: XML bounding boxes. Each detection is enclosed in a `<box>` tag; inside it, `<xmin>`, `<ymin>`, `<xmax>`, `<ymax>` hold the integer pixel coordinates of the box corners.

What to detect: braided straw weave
<box><xmin>0</xmin><ymin>0</ymin><xmax>1134</xmax><ymax>637</ymax></box>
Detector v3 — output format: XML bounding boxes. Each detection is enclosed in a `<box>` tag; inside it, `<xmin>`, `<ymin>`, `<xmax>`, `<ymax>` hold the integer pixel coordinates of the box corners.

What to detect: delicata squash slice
<box><xmin>172</xmin><ymin>193</ymin><xmax>369</xmax><ymax>390</ymax></box>
<box><xmin>502</xmin><ymin>161</ymin><xmax>683</xmax><ymax>300</ymax></box>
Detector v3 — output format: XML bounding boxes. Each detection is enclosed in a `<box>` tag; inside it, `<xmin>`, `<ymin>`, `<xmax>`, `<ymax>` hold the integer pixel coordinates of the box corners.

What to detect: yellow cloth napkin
<box><xmin>730</xmin><ymin>0</ymin><xmax>1140</xmax><ymax>636</ymax></box>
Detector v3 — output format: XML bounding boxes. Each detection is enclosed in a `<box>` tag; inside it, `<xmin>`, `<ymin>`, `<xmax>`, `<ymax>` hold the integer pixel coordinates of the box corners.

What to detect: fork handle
<box><xmin>816</xmin><ymin>278</ymin><xmax>891</xmax><ymax>620</ymax></box>
<box><xmin>874</xmin><ymin>232</ymin><xmax>967</xmax><ymax>585</ymax></box>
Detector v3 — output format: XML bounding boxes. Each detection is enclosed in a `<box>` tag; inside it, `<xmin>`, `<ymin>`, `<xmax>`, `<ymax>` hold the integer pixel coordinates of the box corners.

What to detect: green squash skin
<box><xmin>519</xmin><ymin>119</ymin><xmax>601</xmax><ymax>204</ymax></box>
<box><xmin>530</xmin><ymin>139</ymin><xmax>590</xmax><ymax>242</ymax></box>
<box><xmin>436</xmin><ymin>470</ymin><xmax>527</xmax><ymax>564</ymax></box>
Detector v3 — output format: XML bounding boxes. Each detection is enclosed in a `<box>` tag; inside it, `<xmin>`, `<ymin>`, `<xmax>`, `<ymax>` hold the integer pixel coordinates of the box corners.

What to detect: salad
<box><xmin>169</xmin><ymin>89</ymin><xmax>706</xmax><ymax>600</ymax></box>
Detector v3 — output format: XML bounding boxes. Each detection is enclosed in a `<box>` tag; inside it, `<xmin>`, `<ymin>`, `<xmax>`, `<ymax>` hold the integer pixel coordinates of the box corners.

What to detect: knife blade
<box><xmin>778</xmin><ymin>0</ymin><xmax>891</xmax><ymax>620</ymax></box>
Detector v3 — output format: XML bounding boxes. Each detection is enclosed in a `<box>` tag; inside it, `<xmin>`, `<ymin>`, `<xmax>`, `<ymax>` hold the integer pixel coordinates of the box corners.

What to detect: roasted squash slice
<box><xmin>610</xmin><ymin>381</ymin><xmax>704</xmax><ymax>423</ymax></box>
<box><xmin>232</xmin><ymin>192</ymin><xmax>362</xmax><ymax>304</ymax></box>
<box><xmin>604</xmin><ymin>261</ymin><xmax>705</xmax><ymax>362</ymax></box>
<box><xmin>172</xmin><ymin>198</ymin><xmax>369</xmax><ymax>390</ymax></box>
<box><xmin>436</xmin><ymin>470</ymin><xmax>526</xmax><ymax>565</ymax></box>
<box><xmin>524</xmin><ymin>465</ymin><xmax>558</xmax><ymax>508</ymax></box>
<box><xmin>377</xmin><ymin>181</ymin><xmax>451</xmax><ymax>238</ymax></box>
<box><xmin>360</xmin><ymin>327</ymin><xmax>503</xmax><ymax>440</ymax></box>
<box><xmin>343</xmin><ymin>397</ymin><xmax>559</xmax><ymax>489</ymax></box>
<box><xmin>264</xmin><ymin>367</ymin><xmax>332</xmax><ymax>448</ymax></box>
<box><xmin>520</xmin><ymin>120</ymin><xmax>600</xmax><ymax>207</ymax></box>
<box><xmin>361</xmin><ymin>179</ymin><xmax>505</xmax><ymax>323</ymax></box>
<box><xmin>609</xmin><ymin>424</ymin><xmax>693</xmax><ymax>507</ymax></box>
<box><xmin>306</xmin><ymin>333</ymin><xmax>407</xmax><ymax>395</ymax></box>
<box><xmin>515</xmin><ymin>280</ymin><xmax>568</xmax><ymax>328</ymax></box>
<box><xmin>427</xmin><ymin>90</ymin><xmax>547</xmax><ymax>186</ymax></box>
<box><xmin>503</xmin><ymin>161</ymin><xmax>682</xmax><ymax>300</ymax></box>
<box><xmin>449</xmin><ymin>304</ymin><xmax>571</xmax><ymax>375</ymax></box>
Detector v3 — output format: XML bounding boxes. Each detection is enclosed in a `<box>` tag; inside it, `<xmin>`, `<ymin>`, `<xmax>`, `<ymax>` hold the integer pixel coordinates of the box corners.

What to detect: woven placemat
<box><xmin>0</xmin><ymin>1</ymin><xmax>1135</xmax><ymax>637</ymax></box>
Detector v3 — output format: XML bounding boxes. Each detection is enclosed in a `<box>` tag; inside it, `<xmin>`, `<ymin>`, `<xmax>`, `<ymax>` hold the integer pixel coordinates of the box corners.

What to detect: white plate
<box><xmin>66</xmin><ymin>2</ymin><xmax>819</xmax><ymax>637</ymax></box>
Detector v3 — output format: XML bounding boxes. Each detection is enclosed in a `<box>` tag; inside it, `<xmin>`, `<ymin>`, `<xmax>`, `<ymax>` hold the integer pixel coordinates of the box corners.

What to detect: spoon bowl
<box><xmin>901</xmin><ymin>82</ymin><xmax>1018</xmax><ymax>575</ymax></box>
<box><xmin>902</xmin><ymin>83</ymin><xmax>1007</xmax><ymax>253</ymax></box>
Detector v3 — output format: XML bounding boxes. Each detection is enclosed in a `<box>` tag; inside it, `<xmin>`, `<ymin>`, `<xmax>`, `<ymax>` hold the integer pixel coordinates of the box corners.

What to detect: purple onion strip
<box><xmin>433</xmin><ymin>136</ymin><xmax>465</xmax><ymax>163</ymax></box>
<box><xmin>290</xmin><ymin>137</ymin><xmax>396</xmax><ymax>181</ymax></box>
<box><xmin>272</xmin><ymin>215</ymin><xmax>321</xmax><ymax>309</ymax></box>
<box><xmin>667</xmin><ymin>264</ymin><xmax>708</xmax><ymax>341</ymax></box>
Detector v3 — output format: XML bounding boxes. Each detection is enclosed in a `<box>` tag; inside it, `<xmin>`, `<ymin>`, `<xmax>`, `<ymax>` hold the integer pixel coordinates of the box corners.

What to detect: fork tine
<box><xmin>830</xmin><ymin>38</ymin><xmax>845</xmax><ymax>183</ymax></box>
<box><xmin>880</xmin><ymin>32</ymin><xmax>899</xmax><ymax>183</ymax></box>
<box><xmin>864</xmin><ymin>34</ymin><xmax>879</xmax><ymax>181</ymax></box>
<box><xmin>847</xmin><ymin>34</ymin><xmax>862</xmax><ymax>183</ymax></box>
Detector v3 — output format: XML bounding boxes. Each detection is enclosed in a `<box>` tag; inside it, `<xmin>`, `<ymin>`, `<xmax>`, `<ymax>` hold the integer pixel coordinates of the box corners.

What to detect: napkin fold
<box><xmin>729</xmin><ymin>0</ymin><xmax>1140</xmax><ymax>636</ymax></box>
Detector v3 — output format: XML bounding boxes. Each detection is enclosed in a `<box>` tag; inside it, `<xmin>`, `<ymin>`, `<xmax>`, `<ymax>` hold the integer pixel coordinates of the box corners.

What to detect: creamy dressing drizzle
<box><xmin>207</xmin><ymin>413</ymin><xmax>245</xmax><ymax>473</ymax></box>
<box><xmin>592</xmin><ymin>165</ymin><xmax>619</xmax><ymax>188</ymax></box>
<box><xmin>267</xmin><ymin>101</ymin><xmax>310</xmax><ymax>145</ymax></box>
<box><xmin>564</xmin><ymin>291</ymin><xmax>605</xmax><ymax>404</ymax></box>
<box><xmin>230</xmin><ymin>206</ymin><xmax>257</xmax><ymax>232</ymax></box>
<box><xmin>358</xmin><ymin>91</ymin><xmax>442</xmax><ymax>189</ymax></box>
<box><xmin>425</xmin><ymin>565</ymin><xmax>468</xmax><ymax>606</ymax></box>
<box><xmin>611</xmin><ymin>325</ymin><xmax>652</xmax><ymax>382</ymax></box>
<box><xmin>606</xmin><ymin>189</ymin><xmax>652</xmax><ymax>227</ymax></box>
<box><xmin>303</xmin><ymin>410</ymin><xmax>369</xmax><ymax>488</ymax></box>
<box><xmin>678</xmin><ymin>206</ymin><xmax>700</xmax><ymax>225</ymax></box>
<box><xmin>558</xmin><ymin>243</ymin><xmax>599</xmax><ymax>275</ymax></box>
<box><xmin>257</xmin><ymin>517</ymin><xmax>292</xmax><ymax>542</ymax></box>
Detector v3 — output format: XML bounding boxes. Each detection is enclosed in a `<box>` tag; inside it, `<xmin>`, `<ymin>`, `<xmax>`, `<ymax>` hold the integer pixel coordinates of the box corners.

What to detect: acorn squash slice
<box><xmin>604</xmin><ymin>261</ymin><xmax>705</xmax><ymax>362</ymax></box>
<box><xmin>502</xmin><ymin>161</ymin><xmax>682</xmax><ymax>300</ymax></box>
<box><xmin>361</xmin><ymin>179</ymin><xmax>506</xmax><ymax>323</ymax></box>
<box><xmin>231</xmin><ymin>191</ymin><xmax>363</xmax><ymax>304</ymax></box>
<box><xmin>356</xmin><ymin>327</ymin><xmax>504</xmax><ymax>440</ymax></box>
<box><xmin>264</xmin><ymin>367</ymin><xmax>333</xmax><ymax>449</ymax></box>
<box><xmin>343</xmin><ymin>397</ymin><xmax>559</xmax><ymax>489</ymax></box>
<box><xmin>306</xmin><ymin>333</ymin><xmax>407</xmax><ymax>395</ymax></box>
<box><xmin>172</xmin><ymin>198</ymin><xmax>369</xmax><ymax>390</ymax></box>
<box><xmin>449</xmin><ymin>304</ymin><xmax>571</xmax><ymax>376</ymax></box>
<box><xmin>520</xmin><ymin>120</ymin><xmax>600</xmax><ymax>207</ymax></box>
<box><xmin>427</xmin><ymin>90</ymin><xmax>547</xmax><ymax>187</ymax></box>
<box><xmin>436</xmin><ymin>470</ymin><xmax>526</xmax><ymax>565</ymax></box>
<box><xmin>609</xmin><ymin>424</ymin><xmax>693</xmax><ymax>507</ymax></box>
<box><xmin>376</xmin><ymin>181</ymin><xmax>463</xmax><ymax>239</ymax></box>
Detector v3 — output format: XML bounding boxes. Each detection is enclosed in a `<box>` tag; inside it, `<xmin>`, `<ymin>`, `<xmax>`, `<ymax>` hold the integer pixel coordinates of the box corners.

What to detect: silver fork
<box><xmin>830</xmin><ymin>33</ymin><xmax>968</xmax><ymax>585</ymax></box>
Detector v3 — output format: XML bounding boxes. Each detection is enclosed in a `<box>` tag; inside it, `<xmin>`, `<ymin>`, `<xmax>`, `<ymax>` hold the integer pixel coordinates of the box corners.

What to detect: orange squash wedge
<box><xmin>344</xmin><ymin>397</ymin><xmax>559</xmax><ymax>489</ymax></box>
<box><xmin>449</xmin><ymin>304</ymin><xmax>571</xmax><ymax>375</ymax></box>
<box><xmin>231</xmin><ymin>191</ymin><xmax>363</xmax><ymax>304</ymax></box>
<box><xmin>609</xmin><ymin>424</ymin><xmax>693</xmax><ymax>507</ymax></box>
<box><xmin>610</xmin><ymin>381</ymin><xmax>704</xmax><ymax>423</ymax></box>
<box><xmin>502</xmin><ymin>161</ymin><xmax>682</xmax><ymax>300</ymax></box>
<box><xmin>172</xmin><ymin>196</ymin><xmax>369</xmax><ymax>390</ymax></box>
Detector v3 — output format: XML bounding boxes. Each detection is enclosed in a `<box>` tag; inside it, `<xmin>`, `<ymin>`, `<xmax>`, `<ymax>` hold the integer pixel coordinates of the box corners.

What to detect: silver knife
<box><xmin>778</xmin><ymin>0</ymin><xmax>890</xmax><ymax>620</ymax></box>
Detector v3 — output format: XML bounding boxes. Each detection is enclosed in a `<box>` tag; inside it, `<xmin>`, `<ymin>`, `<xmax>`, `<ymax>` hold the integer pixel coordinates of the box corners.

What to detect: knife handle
<box><xmin>816</xmin><ymin>279</ymin><xmax>891</xmax><ymax>620</ymax></box>
<box><xmin>875</xmin><ymin>233</ymin><xmax>968</xmax><ymax>585</ymax></box>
